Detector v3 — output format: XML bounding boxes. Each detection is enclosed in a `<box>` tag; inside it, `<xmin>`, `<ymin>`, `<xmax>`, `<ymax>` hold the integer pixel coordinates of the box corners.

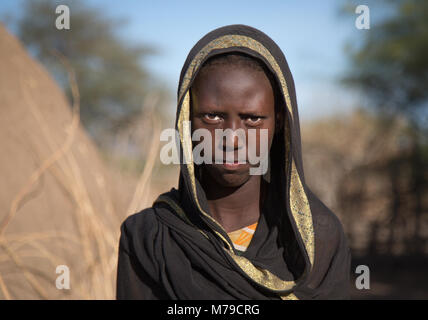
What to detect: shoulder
<box><xmin>121</xmin><ymin>207</ymin><xmax>158</xmax><ymax>233</ymax></box>
<box><xmin>119</xmin><ymin>207</ymin><xmax>160</xmax><ymax>254</ymax></box>
<box><xmin>121</xmin><ymin>207</ymin><xmax>159</xmax><ymax>236</ymax></box>
<box><xmin>119</xmin><ymin>188</ymin><xmax>183</xmax><ymax>246</ymax></box>
<box><xmin>117</xmin><ymin>207</ymin><xmax>166</xmax><ymax>284</ymax></box>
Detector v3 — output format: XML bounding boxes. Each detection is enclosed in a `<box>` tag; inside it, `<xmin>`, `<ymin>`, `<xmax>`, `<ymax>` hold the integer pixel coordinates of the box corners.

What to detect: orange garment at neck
<box><xmin>227</xmin><ymin>222</ymin><xmax>258</xmax><ymax>252</ymax></box>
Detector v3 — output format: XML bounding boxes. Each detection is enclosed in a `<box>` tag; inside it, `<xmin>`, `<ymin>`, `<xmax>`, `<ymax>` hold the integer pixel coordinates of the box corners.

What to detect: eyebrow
<box><xmin>195</xmin><ymin>104</ymin><xmax>268</xmax><ymax>117</ymax></box>
<box><xmin>238</xmin><ymin>112</ymin><xmax>266</xmax><ymax>117</ymax></box>
<box><xmin>198</xmin><ymin>111</ymin><xmax>266</xmax><ymax>118</ymax></box>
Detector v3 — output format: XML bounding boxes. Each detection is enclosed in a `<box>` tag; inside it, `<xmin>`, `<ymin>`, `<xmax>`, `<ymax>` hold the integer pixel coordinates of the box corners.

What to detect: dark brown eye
<box><xmin>245</xmin><ymin>116</ymin><xmax>262</xmax><ymax>126</ymax></box>
<box><xmin>203</xmin><ymin>113</ymin><xmax>222</xmax><ymax>123</ymax></box>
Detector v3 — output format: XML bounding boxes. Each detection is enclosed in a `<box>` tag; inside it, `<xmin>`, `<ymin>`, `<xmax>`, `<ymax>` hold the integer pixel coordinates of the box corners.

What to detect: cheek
<box><xmin>191</xmin><ymin>119</ymin><xmax>216</xmax><ymax>151</ymax></box>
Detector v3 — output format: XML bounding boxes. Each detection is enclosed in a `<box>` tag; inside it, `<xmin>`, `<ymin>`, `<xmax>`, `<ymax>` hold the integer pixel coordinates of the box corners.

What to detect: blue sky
<box><xmin>0</xmin><ymin>0</ymin><xmax>368</xmax><ymax>120</ymax></box>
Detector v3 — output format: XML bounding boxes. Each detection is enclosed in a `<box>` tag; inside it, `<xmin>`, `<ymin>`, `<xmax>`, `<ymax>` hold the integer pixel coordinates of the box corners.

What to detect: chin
<box><xmin>205</xmin><ymin>164</ymin><xmax>251</xmax><ymax>188</ymax></box>
<box><xmin>217</xmin><ymin>173</ymin><xmax>250</xmax><ymax>188</ymax></box>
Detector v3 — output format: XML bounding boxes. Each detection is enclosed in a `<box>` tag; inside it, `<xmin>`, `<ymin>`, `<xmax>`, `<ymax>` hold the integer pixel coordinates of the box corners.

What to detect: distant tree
<box><xmin>343</xmin><ymin>0</ymin><xmax>428</xmax><ymax>127</ymax></box>
<box><xmin>14</xmin><ymin>0</ymin><xmax>169</xmax><ymax>147</ymax></box>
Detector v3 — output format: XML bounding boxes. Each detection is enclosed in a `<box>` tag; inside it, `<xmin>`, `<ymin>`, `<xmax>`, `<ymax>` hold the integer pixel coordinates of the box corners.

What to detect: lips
<box><xmin>220</xmin><ymin>160</ymin><xmax>248</xmax><ymax>170</ymax></box>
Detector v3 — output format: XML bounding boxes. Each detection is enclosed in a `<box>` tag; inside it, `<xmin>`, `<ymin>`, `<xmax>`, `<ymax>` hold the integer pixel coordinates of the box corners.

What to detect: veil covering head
<box><xmin>117</xmin><ymin>24</ymin><xmax>351</xmax><ymax>300</ymax></box>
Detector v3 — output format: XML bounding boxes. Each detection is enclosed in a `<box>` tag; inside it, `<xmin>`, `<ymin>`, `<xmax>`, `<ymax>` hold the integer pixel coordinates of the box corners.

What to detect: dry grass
<box><xmin>0</xmin><ymin>52</ymin><xmax>164</xmax><ymax>299</ymax></box>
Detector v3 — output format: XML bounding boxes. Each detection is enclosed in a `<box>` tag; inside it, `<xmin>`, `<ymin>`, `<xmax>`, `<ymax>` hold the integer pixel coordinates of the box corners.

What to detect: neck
<box><xmin>201</xmin><ymin>173</ymin><xmax>262</xmax><ymax>233</ymax></box>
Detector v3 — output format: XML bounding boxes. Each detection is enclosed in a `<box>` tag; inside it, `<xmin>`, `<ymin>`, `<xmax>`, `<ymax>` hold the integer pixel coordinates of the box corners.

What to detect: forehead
<box><xmin>191</xmin><ymin>64</ymin><xmax>274</xmax><ymax>113</ymax></box>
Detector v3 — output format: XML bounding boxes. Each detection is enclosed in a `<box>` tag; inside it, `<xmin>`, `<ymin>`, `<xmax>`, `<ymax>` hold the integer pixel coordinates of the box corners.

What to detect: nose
<box><xmin>222</xmin><ymin>119</ymin><xmax>244</xmax><ymax>152</ymax></box>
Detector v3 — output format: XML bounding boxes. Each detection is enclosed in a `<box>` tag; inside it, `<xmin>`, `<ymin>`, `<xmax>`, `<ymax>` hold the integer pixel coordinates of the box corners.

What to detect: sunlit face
<box><xmin>190</xmin><ymin>63</ymin><xmax>276</xmax><ymax>188</ymax></box>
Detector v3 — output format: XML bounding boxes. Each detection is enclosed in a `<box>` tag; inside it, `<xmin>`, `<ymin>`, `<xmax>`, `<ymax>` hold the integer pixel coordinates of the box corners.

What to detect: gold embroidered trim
<box><xmin>290</xmin><ymin>162</ymin><xmax>315</xmax><ymax>266</ymax></box>
<box><xmin>226</xmin><ymin>249</ymin><xmax>295</xmax><ymax>291</ymax></box>
<box><xmin>280</xmin><ymin>293</ymin><xmax>299</xmax><ymax>300</ymax></box>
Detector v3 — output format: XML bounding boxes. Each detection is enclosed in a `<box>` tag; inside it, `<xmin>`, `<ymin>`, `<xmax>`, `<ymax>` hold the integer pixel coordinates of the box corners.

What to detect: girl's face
<box><xmin>190</xmin><ymin>63</ymin><xmax>276</xmax><ymax>188</ymax></box>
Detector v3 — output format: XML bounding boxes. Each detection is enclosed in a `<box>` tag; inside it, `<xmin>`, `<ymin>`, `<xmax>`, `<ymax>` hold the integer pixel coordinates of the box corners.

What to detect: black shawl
<box><xmin>116</xmin><ymin>24</ymin><xmax>351</xmax><ymax>300</ymax></box>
